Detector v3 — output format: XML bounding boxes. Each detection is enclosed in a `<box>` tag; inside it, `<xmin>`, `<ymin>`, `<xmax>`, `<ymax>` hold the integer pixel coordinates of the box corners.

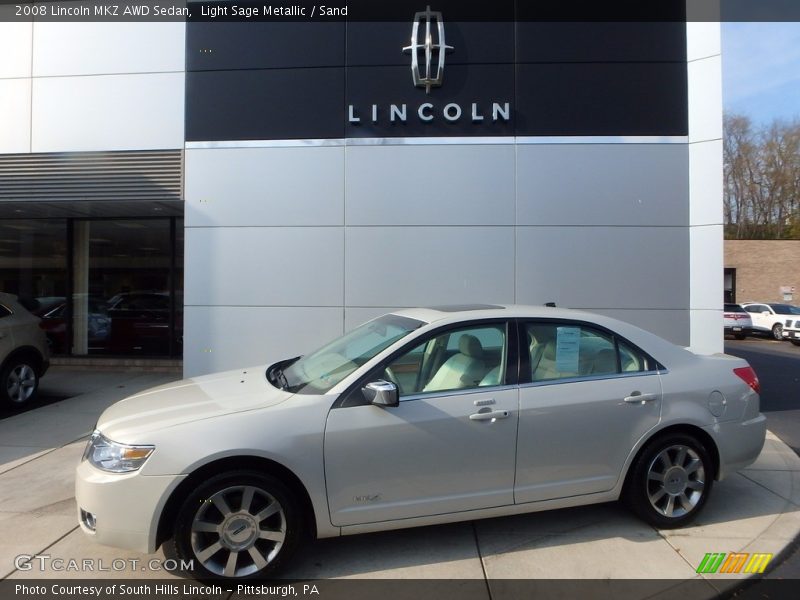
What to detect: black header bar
<box><xmin>2</xmin><ymin>0</ymin><xmax>800</xmax><ymax>22</ymax></box>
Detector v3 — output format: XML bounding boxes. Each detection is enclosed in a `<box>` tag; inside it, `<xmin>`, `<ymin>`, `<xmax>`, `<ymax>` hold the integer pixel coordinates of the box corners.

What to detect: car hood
<box><xmin>96</xmin><ymin>366</ymin><xmax>293</xmax><ymax>442</ymax></box>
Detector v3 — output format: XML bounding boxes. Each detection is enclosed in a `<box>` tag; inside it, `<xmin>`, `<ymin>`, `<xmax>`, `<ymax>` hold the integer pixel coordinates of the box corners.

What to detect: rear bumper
<box><xmin>705</xmin><ymin>413</ymin><xmax>767</xmax><ymax>480</ymax></box>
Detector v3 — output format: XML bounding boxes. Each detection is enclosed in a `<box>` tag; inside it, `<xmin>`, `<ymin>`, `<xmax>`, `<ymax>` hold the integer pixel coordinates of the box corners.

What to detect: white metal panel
<box><xmin>185</xmin><ymin>147</ymin><xmax>344</xmax><ymax>227</ymax></box>
<box><xmin>686</xmin><ymin>22</ymin><xmax>721</xmax><ymax>62</ymax></box>
<box><xmin>31</xmin><ymin>73</ymin><xmax>184</xmax><ymax>152</ymax></box>
<box><xmin>0</xmin><ymin>22</ymin><xmax>32</xmax><ymax>79</ymax></box>
<box><xmin>689</xmin><ymin>224</ymin><xmax>723</xmax><ymax>311</ymax></box>
<box><xmin>515</xmin><ymin>226</ymin><xmax>689</xmax><ymax>310</ymax></box>
<box><xmin>689</xmin><ymin>139</ymin><xmax>723</xmax><ymax>227</ymax></box>
<box><xmin>345</xmin><ymin>226</ymin><xmax>515</xmax><ymax>306</ymax></box>
<box><xmin>184</xmin><ymin>227</ymin><xmax>344</xmax><ymax>307</ymax></box>
<box><xmin>516</xmin><ymin>144</ymin><xmax>689</xmax><ymax>227</ymax></box>
<box><xmin>688</xmin><ymin>309</ymin><xmax>723</xmax><ymax>355</ymax></box>
<box><xmin>32</xmin><ymin>22</ymin><xmax>185</xmax><ymax>77</ymax></box>
<box><xmin>183</xmin><ymin>306</ymin><xmax>343</xmax><ymax>377</ymax></box>
<box><xmin>345</xmin><ymin>145</ymin><xmax>515</xmax><ymax>225</ymax></box>
<box><xmin>688</xmin><ymin>55</ymin><xmax>723</xmax><ymax>144</ymax></box>
<box><xmin>0</xmin><ymin>79</ymin><xmax>31</xmax><ymax>154</ymax></box>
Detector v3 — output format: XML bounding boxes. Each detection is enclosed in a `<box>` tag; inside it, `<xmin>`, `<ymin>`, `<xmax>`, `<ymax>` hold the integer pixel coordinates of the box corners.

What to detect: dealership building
<box><xmin>0</xmin><ymin>4</ymin><xmax>723</xmax><ymax>377</ymax></box>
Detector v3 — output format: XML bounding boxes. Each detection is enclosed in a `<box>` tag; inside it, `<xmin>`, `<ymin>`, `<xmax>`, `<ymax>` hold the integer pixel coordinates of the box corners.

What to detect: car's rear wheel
<box><xmin>0</xmin><ymin>358</ymin><xmax>39</xmax><ymax>408</ymax></box>
<box><xmin>623</xmin><ymin>433</ymin><xmax>713</xmax><ymax>529</ymax></box>
<box><xmin>734</xmin><ymin>333</ymin><xmax>746</xmax><ymax>340</ymax></box>
<box><xmin>171</xmin><ymin>470</ymin><xmax>302</xmax><ymax>579</ymax></box>
<box><xmin>772</xmin><ymin>323</ymin><xmax>783</xmax><ymax>340</ymax></box>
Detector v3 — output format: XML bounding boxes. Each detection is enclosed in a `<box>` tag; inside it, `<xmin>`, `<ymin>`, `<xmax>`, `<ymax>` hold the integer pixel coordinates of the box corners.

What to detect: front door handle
<box><xmin>469</xmin><ymin>409</ymin><xmax>510</xmax><ymax>422</ymax></box>
<box><xmin>624</xmin><ymin>392</ymin><xmax>658</xmax><ymax>404</ymax></box>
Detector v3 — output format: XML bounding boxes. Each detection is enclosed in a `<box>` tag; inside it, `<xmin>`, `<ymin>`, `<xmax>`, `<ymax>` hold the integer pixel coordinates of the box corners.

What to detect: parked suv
<box><xmin>0</xmin><ymin>293</ymin><xmax>50</xmax><ymax>407</ymax></box>
<box><xmin>723</xmin><ymin>303</ymin><xmax>752</xmax><ymax>340</ymax></box>
<box><xmin>741</xmin><ymin>303</ymin><xmax>800</xmax><ymax>340</ymax></box>
<box><xmin>782</xmin><ymin>317</ymin><xmax>800</xmax><ymax>346</ymax></box>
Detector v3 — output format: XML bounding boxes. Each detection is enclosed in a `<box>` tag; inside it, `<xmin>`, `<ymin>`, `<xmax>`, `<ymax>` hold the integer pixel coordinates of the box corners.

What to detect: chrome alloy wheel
<box><xmin>190</xmin><ymin>485</ymin><xmax>286</xmax><ymax>578</ymax></box>
<box><xmin>646</xmin><ymin>444</ymin><xmax>706</xmax><ymax>518</ymax></box>
<box><xmin>6</xmin><ymin>363</ymin><xmax>36</xmax><ymax>404</ymax></box>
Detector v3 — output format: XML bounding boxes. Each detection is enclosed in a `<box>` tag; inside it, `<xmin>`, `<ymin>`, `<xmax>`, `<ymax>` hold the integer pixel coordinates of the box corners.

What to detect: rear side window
<box><xmin>0</xmin><ymin>305</ymin><xmax>11</xmax><ymax>318</ymax></box>
<box><xmin>524</xmin><ymin>322</ymin><xmax>655</xmax><ymax>382</ymax></box>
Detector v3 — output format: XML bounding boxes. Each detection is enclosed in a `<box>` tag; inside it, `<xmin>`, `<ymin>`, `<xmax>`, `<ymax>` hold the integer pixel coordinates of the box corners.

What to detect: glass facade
<box><xmin>0</xmin><ymin>218</ymin><xmax>182</xmax><ymax>357</ymax></box>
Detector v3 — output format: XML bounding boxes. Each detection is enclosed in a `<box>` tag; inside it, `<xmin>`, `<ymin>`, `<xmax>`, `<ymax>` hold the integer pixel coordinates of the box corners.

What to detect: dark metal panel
<box><xmin>185</xmin><ymin>68</ymin><xmax>345</xmax><ymax>141</ymax></box>
<box><xmin>515</xmin><ymin>63</ymin><xmax>688</xmax><ymax>136</ymax></box>
<box><xmin>187</xmin><ymin>22</ymin><xmax>346</xmax><ymax>71</ymax></box>
<box><xmin>516</xmin><ymin>22</ymin><xmax>687</xmax><ymax>63</ymax></box>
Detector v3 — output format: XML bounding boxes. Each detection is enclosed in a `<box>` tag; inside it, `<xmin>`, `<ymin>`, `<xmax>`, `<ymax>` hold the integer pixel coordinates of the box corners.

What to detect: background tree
<box><xmin>723</xmin><ymin>113</ymin><xmax>800</xmax><ymax>239</ymax></box>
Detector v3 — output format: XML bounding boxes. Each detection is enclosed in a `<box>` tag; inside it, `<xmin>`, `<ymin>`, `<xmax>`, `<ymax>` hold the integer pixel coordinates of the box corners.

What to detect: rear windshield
<box><xmin>724</xmin><ymin>304</ymin><xmax>746</xmax><ymax>313</ymax></box>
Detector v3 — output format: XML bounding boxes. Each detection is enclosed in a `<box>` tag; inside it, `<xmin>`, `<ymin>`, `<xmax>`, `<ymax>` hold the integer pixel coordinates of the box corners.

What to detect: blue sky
<box><xmin>722</xmin><ymin>22</ymin><xmax>800</xmax><ymax>124</ymax></box>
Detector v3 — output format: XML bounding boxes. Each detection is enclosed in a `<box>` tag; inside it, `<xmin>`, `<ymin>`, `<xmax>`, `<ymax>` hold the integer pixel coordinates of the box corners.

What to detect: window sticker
<box><xmin>555</xmin><ymin>327</ymin><xmax>580</xmax><ymax>373</ymax></box>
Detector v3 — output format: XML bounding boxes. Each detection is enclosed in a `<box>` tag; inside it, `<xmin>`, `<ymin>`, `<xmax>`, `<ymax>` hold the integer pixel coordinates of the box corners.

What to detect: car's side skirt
<box><xmin>336</xmin><ymin>490</ymin><xmax>620</xmax><ymax>537</ymax></box>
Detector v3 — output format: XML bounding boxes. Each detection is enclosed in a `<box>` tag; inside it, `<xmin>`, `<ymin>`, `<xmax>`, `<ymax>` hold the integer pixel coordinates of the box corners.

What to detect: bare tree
<box><xmin>723</xmin><ymin>113</ymin><xmax>800</xmax><ymax>239</ymax></box>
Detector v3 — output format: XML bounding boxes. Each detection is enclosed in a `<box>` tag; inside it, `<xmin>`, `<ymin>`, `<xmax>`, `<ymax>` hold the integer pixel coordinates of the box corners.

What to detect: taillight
<box><xmin>723</xmin><ymin>313</ymin><xmax>735</xmax><ymax>319</ymax></box>
<box><xmin>734</xmin><ymin>366</ymin><xmax>760</xmax><ymax>394</ymax></box>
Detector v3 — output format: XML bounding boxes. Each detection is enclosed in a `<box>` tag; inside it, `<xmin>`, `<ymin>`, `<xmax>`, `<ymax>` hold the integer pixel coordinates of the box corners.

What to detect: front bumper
<box><xmin>705</xmin><ymin>413</ymin><xmax>767</xmax><ymax>480</ymax></box>
<box><xmin>75</xmin><ymin>460</ymin><xmax>185</xmax><ymax>554</ymax></box>
<box><xmin>783</xmin><ymin>329</ymin><xmax>800</xmax><ymax>340</ymax></box>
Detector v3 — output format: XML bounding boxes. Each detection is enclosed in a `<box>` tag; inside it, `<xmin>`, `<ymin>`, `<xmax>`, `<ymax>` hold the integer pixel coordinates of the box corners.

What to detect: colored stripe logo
<box><xmin>696</xmin><ymin>552</ymin><xmax>773</xmax><ymax>574</ymax></box>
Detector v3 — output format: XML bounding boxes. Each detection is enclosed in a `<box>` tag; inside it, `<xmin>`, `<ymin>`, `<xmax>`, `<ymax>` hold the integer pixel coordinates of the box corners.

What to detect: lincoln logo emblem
<box><xmin>403</xmin><ymin>5</ymin><xmax>453</xmax><ymax>93</ymax></box>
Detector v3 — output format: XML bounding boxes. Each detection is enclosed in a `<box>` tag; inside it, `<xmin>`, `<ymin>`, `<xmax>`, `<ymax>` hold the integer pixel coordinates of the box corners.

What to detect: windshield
<box><xmin>769</xmin><ymin>304</ymin><xmax>800</xmax><ymax>315</ymax></box>
<box><xmin>274</xmin><ymin>314</ymin><xmax>424</xmax><ymax>395</ymax></box>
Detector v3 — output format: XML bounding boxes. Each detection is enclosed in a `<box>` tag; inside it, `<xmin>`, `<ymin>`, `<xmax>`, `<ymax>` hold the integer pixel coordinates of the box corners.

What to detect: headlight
<box><xmin>82</xmin><ymin>431</ymin><xmax>154</xmax><ymax>473</ymax></box>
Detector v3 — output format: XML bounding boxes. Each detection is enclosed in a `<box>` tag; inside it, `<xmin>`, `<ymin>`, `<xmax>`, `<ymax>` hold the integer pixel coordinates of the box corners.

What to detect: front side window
<box><xmin>383</xmin><ymin>323</ymin><xmax>507</xmax><ymax>397</ymax></box>
<box><xmin>278</xmin><ymin>314</ymin><xmax>424</xmax><ymax>395</ymax></box>
<box><xmin>525</xmin><ymin>323</ymin><xmax>653</xmax><ymax>382</ymax></box>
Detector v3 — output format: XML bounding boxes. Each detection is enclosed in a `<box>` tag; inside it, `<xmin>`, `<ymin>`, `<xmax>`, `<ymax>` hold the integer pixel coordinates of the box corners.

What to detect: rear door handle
<box><xmin>624</xmin><ymin>392</ymin><xmax>658</xmax><ymax>404</ymax></box>
<box><xmin>469</xmin><ymin>410</ymin><xmax>510</xmax><ymax>422</ymax></box>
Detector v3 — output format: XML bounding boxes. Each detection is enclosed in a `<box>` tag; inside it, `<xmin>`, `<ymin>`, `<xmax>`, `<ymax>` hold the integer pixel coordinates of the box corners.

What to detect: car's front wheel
<box><xmin>791</xmin><ymin>340</ymin><xmax>800</xmax><ymax>347</ymax></box>
<box><xmin>734</xmin><ymin>333</ymin><xmax>746</xmax><ymax>340</ymax></box>
<box><xmin>171</xmin><ymin>471</ymin><xmax>302</xmax><ymax>579</ymax></box>
<box><xmin>772</xmin><ymin>323</ymin><xmax>784</xmax><ymax>340</ymax></box>
<box><xmin>623</xmin><ymin>433</ymin><xmax>713</xmax><ymax>529</ymax></box>
<box><xmin>0</xmin><ymin>358</ymin><xmax>40</xmax><ymax>408</ymax></box>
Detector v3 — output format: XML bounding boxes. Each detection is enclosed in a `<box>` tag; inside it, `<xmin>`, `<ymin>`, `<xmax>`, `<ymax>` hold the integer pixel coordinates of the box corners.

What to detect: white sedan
<box><xmin>76</xmin><ymin>305</ymin><xmax>766</xmax><ymax>579</ymax></box>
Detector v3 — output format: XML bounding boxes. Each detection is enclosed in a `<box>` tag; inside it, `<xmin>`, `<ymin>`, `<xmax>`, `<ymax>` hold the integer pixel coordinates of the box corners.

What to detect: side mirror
<box><xmin>763</xmin><ymin>311</ymin><xmax>771</xmax><ymax>316</ymax></box>
<box><xmin>362</xmin><ymin>380</ymin><xmax>399</xmax><ymax>408</ymax></box>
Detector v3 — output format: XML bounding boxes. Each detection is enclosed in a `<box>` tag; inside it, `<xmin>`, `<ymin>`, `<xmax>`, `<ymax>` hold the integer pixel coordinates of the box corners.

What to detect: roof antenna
<box><xmin>544</xmin><ymin>302</ymin><xmax>556</xmax><ymax>307</ymax></box>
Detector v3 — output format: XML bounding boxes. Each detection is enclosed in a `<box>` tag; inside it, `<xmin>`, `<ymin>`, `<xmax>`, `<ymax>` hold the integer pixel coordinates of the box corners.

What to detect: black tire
<box><xmin>0</xmin><ymin>357</ymin><xmax>40</xmax><ymax>408</ymax></box>
<box><xmin>792</xmin><ymin>340</ymin><xmax>800</xmax><ymax>347</ymax></box>
<box><xmin>170</xmin><ymin>470</ymin><xmax>303</xmax><ymax>580</ymax></box>
<box><xmin>772</xmin><ymin>323</ymin><xmax>783</xmax><ymax>340</ymax></box>
<box><xmin>734</xmin><ymin>333</ymin><xmax>746</xmax><ymax>340</ymax></box>
<box><xmin>623</xmin><ymin>433</ymin><xmax>714</xmax><ymax>529</ymax></box>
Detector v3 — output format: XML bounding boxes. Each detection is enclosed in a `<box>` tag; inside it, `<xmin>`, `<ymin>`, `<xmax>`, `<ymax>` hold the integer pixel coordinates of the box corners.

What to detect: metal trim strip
<box><xmin>185</xmin><ymin>135</ymin><xmax>688</xmax><ymax>149</ymax></box>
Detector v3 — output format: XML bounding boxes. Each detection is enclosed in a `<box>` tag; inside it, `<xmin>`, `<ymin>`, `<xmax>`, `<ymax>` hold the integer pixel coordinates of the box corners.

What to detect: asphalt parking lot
<box><xmin>724</xmin><ymin>336</ymin><xmax>800</xmax><ymax>453</ymax></box>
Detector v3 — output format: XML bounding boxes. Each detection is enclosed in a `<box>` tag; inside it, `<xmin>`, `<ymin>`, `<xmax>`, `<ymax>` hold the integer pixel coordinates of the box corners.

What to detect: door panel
<box><xmin>515</xmin><ymin>374</ymin><xmax>661</xmax><ymax>503</ymax></box>
<box><xmin>325</xmin><ymin>387</ymin><xmax>518</xmax><ymax>526</ymax></box>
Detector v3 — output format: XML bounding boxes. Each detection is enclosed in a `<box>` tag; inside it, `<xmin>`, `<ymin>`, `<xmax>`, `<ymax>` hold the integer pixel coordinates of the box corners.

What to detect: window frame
<box><xmin>334</xmin><ymin>317</ymin><xmax>518</xmax><ymax>408</ymax></box>
<box><xmin>515</xmin><ymin>318</ymin><xmax>664</xmax><ymax>387</ymax></box>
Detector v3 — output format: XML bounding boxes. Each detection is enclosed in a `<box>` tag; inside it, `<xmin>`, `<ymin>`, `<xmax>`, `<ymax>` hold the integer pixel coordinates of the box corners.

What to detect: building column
<box><xmin>72</xmin><ymin>221</ymin><xmax>89</xmax><ymax>355</ymax></box>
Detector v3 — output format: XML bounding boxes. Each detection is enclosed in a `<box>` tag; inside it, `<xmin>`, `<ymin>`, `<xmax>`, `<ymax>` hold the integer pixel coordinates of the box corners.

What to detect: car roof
<box><xmin>392</xmin><ymin>304</ymin><xmax>625</xmax><ymax>325</ymax></box>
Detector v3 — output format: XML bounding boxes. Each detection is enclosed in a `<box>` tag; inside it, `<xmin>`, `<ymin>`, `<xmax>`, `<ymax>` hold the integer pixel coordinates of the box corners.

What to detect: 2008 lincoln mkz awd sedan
<box><xmin>76</xmin><ymin>305</ymin><xmax>766</xmax><ymax>579</ymax></box>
